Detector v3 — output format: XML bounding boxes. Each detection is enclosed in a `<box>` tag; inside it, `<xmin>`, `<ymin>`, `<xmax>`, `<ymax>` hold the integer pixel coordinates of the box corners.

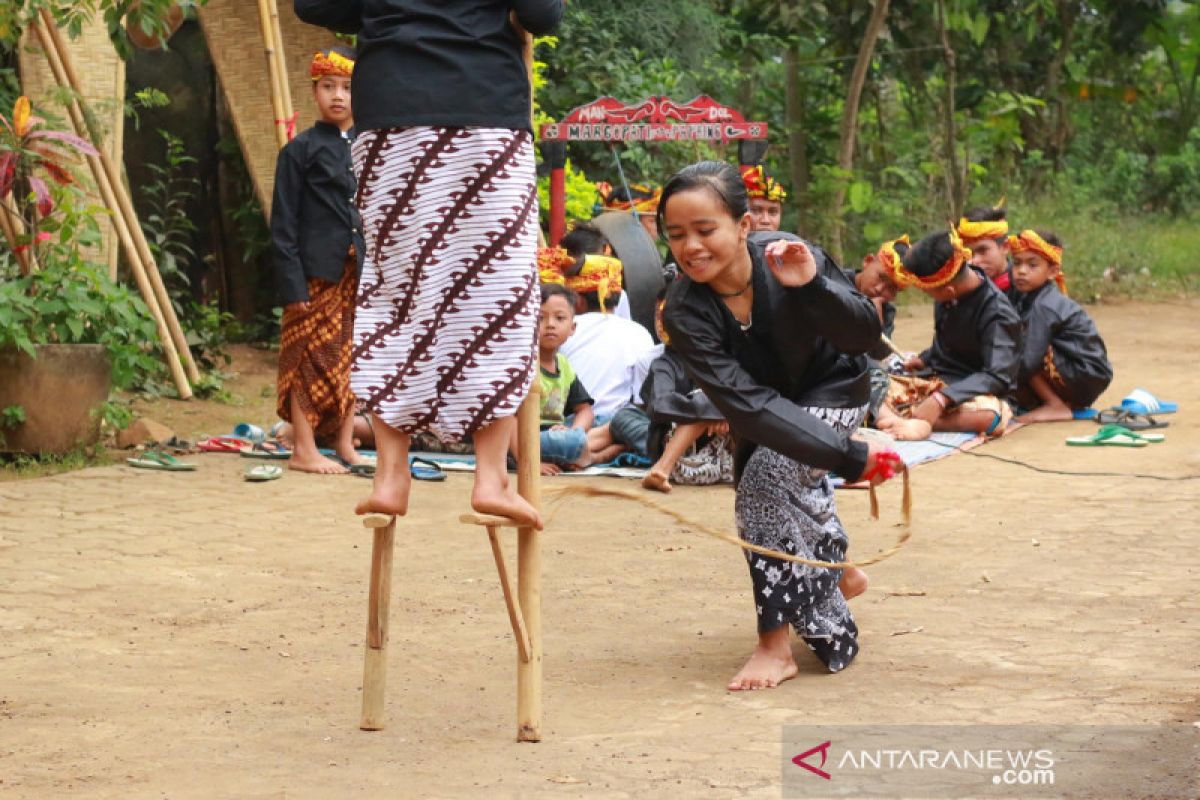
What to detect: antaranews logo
<box><xmin>791</xmin><ymin>741</ymin><xmax>833</xmax><ymax>780</ymax></box>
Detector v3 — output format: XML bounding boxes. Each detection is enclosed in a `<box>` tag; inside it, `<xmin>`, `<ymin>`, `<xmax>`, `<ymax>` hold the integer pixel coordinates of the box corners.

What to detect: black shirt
<box><xmin>293</xmin><ymin>1</ymin><xmax>565</xmax><ymax>132</ymax></box>
<box><xmin>270</xmin><ymin>122</ymin><xmax>364</xmax><ymax>305</ymax></box>
<box><xmin>663</xmin><ymin>232</ymin><xmax>881</xmax><ymax>482</ymax></box>
<box><xmin>917</xmin><ymin>267</ymin><xmax>1022</xmax><ymax>406</ymax></box>
<box><xmin>1012</xmin><ymin>283</ymin><xmax>1113</xmax><ymax>406</ymax></box>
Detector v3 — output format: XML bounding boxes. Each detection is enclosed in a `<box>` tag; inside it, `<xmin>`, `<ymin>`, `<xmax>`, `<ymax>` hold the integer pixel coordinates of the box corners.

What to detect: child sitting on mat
<box><xmin>559</xmin><ymin>222</ymin><xmax>632</xmax><ymax>320</ymax></box>
<box><xmin>890</xmin><ymin>230</ymin><xmax>1022</xmax><ymax>435</ymax></box>
<box><xmin>1008</xmin><ymin>229</ymin><xmax>1113</xmax><ymax>422</ymax></box>
<box><xmin>958</xmin><ymin>205</ymin><xmax>1014</xmax><ymax>296</ymax></box>
<box><xmin>515</xmin><ymin>284</ymin><xmax>616</xmax><ymax>476</ymax></box>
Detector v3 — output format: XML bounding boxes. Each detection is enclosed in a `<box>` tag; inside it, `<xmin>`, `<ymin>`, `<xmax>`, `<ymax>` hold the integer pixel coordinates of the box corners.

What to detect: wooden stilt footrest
<box><xmin>359</xmin><ymin>514</ymin><xmax>396</xmax><ymax>731</ymax></box>
<box><xmin>460</xmin><ymin>514</ymin><xmax>532</xmax><ymax>663</ymax></box>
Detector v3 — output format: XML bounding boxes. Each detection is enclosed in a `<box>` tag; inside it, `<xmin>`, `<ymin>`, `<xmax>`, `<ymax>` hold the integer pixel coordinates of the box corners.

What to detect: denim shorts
<box><xmin>540</xmin><ymin>426</ymin><xmax>587</xmax><ymax>465</ymax></box>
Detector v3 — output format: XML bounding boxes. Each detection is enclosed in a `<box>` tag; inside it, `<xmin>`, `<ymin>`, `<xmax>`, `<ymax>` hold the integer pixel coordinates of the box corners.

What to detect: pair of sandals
<box><xmin>348</xmin><ymin>457</ymin><xmax>446</xmax><ymax>481</ymax></box>
<box><xmin>1092</xmin><ymin>388</ymin><xmax>1177</xmax><ymax>431</ymax></box>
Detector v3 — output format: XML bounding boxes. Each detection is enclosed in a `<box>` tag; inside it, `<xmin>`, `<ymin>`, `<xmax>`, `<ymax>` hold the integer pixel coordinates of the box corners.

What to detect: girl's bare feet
<box><xmin>471</xmin><ymin>483</ymin><xmax>543</xmax><ymax>529</ymax></box>
<box><xmin>642</xmin><ymin>468</ymin><xmax>672</xmax><ymax>493</ymax></box>
<box><xmin>839</xmin><ymin>567</ymin><xmax>869</xmax><ymax>600</ymax></box>
<box><xmin>355</xmin><ymin>469</ymin><xmax>411</xmax><ymax>516</ymax></box>
<box><xmin>288</xmin><ymin>452</ymin><xmax>349</xmax><ymax>475</ymax></box>
<box><xmin>728</xmin><ymin>626</ymin><xmax>798</xmax><ymax>691</ymax></box>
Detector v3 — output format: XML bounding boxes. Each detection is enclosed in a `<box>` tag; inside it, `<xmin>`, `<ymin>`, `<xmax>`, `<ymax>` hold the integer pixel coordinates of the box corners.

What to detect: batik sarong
<box><xmin>734</xmin><ymin>405</ymin><xmax>866</xmax><ymax>673</ymax></box>
<box><xmin>277</xmin><ymin>250</ymin><xmax>358</xmax><ymax>436</ymax></box>
<box><xmin>350</xmin><ymin>126</ymin><xmax>539</xmax><ymax>442</ymax></box>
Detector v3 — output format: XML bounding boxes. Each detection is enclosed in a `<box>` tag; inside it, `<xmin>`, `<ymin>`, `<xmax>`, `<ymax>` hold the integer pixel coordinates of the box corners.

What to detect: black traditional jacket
<box><xmin>270</xmin><ymin>122</ymin><xmax>364</xmax><ymax>305</ymax></box>
<box><xmin>1013</xmin><ymin>283</ymin><xmax>1113</xmax><ymax>406</ymax></box>
<box><xmin>663</xmin><ymin>232</ymin><xmax>881</xmax><ymax>481</ymax></box>
<box><xmin>917</xmin><ymin>267</ymin><xmax>1022</xmax><ymax>406</ymax></box>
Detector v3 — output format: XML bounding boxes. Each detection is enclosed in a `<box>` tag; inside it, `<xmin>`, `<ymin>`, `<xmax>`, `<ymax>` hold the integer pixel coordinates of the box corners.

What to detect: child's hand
<box><xmin>764</xmin><ymin>240</ymin><xmax>818</xmax><ymax>287</ymax></box>
<box><xmin>902</xmin><ymin>353</ymin><xmax>924</xmax><ymax>371</ymax></box>
<box><xmin>540</xmin><ymin>462</ymin><xmax>561</xmax><ymax>476</ymax></box>
<box><xmin>858</xmin><ymin>442</ymin><xmax>903</xmax><ymax>485</ymax></box>
<box><xmin>549</xmin><ymin>424</ymin><xmax>569</xmax><ymax>432</ymax></box>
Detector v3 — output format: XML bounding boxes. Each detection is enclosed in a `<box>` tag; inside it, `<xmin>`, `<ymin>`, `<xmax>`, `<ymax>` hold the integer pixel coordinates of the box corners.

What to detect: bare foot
<box><xmin>642</xmin><ymin>468</ymin><xmax>672</xmax><ymax>493</ymax></box>
<box><xmin>471</xmin><ymin>484</ymin><xmax>543</xmax><ymax>529</ymax></box>
<box><xmin>288</xmin><ymin>452</ymin><xmax>350</xmax><ymax>475</ymax></box>
<box><xmin>335</xmin><ymin>447</ymin><xmax>372</xmax><ymax>467</ymax></box>
<box><xmin>355</xmin><ymin>472</ymin><xmax>411</xmax><ymax>516</ymax></box>
<box><xmin>839</xmin><ymin>567</ymin><xmax>869</xmax><ymax>600</ymax></box>
<box><xmin>727</xmin><ymin>644</ymin><xmax>799</xmax><ymax>691</ymax></box>
<box><xmin>1016</xmin><ymin>404</ymin><xmax>1073</xmax><ymax>423</ymax></box>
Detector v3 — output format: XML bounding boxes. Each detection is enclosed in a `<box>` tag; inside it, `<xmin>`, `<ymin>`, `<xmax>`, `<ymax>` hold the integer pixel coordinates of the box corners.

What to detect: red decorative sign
<box><xmin>540</xmin><ymin>95</ymin><xmax>768</xmax><ymax>143</ymax></box>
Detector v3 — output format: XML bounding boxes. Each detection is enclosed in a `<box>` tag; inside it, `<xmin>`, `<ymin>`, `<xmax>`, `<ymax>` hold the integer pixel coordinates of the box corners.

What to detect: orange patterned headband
<box><xmin>957</xmin><ymin>217</ymin><xmax>1008</xmax><ymax>244</ymax></box>
<box><xmin>311</xmin><ymin>51</ymin><xmax>355</xmax><ymax>81</ymax></box>
<box><xmin>877</xmin><ymin>234</ymin><xmax>910</xmax><ymax>277</ymax></box>
<box><xmin>565</xmin><ymin>254</ymin><xmax>623</xmax><ymax>312</ymax></box>
<box><xmin>891</xmin><ymin>230</ymin><xmax>972</xmax><ymax>290</ymax></box>
<box><xmin>537</xmin><ymin>246</ymin><xmax>574</xmax><ymax>286</ymax></box>
<box><xmin>1009</xmin><ymin>230</ymin><xmax>1067</xmax><ymax>294</ymax></box>
<box><xmin>741</xmin><ymin>165</ymin><xmax>787</xmax><ymax>202</ymax></box>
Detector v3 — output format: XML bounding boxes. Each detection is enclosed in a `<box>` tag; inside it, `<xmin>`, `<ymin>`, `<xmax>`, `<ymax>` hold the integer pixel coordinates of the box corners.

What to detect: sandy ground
<box><xmin>1</xmin><ymin>301</ymin><xmax>1198</xmax><ymax>799</ymax></box>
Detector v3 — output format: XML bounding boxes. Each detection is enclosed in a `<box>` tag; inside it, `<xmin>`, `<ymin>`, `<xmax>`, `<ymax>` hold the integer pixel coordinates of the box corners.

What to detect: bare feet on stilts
<box><xmin>727</xmin><ymin>626</ymin><xmax>799</xmax><ymax>691</ymax></box>
<box><xmin>471</xmin><ymin>483</ymin><xmax>543</xmax><ymax>529</ymax></box>
<box><xmin>355</xmin><ymin>469</ymin><xmax>411</xmax><ymax>516</ymax></box>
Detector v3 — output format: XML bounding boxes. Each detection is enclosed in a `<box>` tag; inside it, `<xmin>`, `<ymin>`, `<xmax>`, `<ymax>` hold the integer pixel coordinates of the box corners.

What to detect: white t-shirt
<box><xmin>560</xmin><ymin>313</ymin><xmax>655</xmax><ymax>418</ymax></box>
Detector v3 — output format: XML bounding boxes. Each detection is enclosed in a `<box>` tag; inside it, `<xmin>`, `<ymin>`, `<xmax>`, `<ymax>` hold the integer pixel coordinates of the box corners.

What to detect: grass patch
<box><xmin>0</xmin><ymin>447</ymin><xmax>114</xmax><ymax>482</ymax></box>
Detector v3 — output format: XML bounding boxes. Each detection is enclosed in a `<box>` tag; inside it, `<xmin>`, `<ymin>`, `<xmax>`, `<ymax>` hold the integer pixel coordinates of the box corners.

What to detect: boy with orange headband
<box><xmin>741</xmin><ymin>165</ymin><xmax>787</xmax><ymax>232</ymax></box>
<box><xmin>957</xmin><ymin>206</ymin><xmax>1013</xmax><ymax>294</ymax></box>
<box><xmin>891</xmin><ymin>230</ymin><xmax>1021</xmax><ymax>435</ymax></box>
<box><xmin>1008</xmin><ymin>230</ymin><xmax>1113</xmax><ymax>422</ymax></box>
<box><xmin>271</xmin><ymin>45</ymin><xmax>367</xmax><ymax>474</ymax></box>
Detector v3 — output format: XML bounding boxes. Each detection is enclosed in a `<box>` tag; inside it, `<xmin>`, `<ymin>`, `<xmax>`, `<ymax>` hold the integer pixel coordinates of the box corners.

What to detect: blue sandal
<box><xmin>410</xmin><ymin>457</ymin><xmax>446</xmax><ymax>482</ymax></box>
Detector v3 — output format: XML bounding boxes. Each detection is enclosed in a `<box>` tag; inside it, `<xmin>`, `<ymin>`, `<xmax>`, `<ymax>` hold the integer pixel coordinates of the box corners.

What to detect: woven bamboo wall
<box><xmin>198</xmin><ymin>0</ymin><xmax>336</xmax><ymax>215</ymax></box>
<box><xmin>19</xmin><ymin>19</ymin><xmax>125</xmax><ymax>272</ymax></box>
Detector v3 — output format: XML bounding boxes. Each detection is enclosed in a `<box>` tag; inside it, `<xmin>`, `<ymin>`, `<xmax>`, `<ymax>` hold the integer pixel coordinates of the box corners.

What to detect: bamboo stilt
<box><xmin>484</xmin><ymin>523</ymin><xmax>532</xmax><ymax>663</ymax></box>
<box><xmin>32</xmin><ymin>14</ymin><xmax>193</xmax><ymax>399</ymax></box>
<box><xmin>514</xmin><ymin>390</ymin><xmax>542</xmax><ymax>742</ymax></box>
<box><xmin>359</xmin><ymin>514</ymin><xmax>396</xmax><ymax>731</ymax></box>
<box><xmin>267</xmin><ymin>0</ymin><xmax>295</xmax><ymax>136</ymax></box>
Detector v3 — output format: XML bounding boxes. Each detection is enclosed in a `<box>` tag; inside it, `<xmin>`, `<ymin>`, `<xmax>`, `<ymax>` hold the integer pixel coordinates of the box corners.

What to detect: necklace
<box><xmin>714</xmin><ymin>274</ymin><xmax>752</xmax><ymax>298</ymax></box>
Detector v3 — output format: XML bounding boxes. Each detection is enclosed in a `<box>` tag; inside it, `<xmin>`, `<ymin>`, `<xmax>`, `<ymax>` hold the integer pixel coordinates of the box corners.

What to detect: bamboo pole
<box><xmin>0</xmin><ymin>198</ymin><xmax>35</xmax><ymax>275</ymax></box>
<box><xmin>514</xmin><ymin>389</ymin><xmax>541</xmax><ymax>742</ymax></box>
<box><xmin>359</xmin><ymin>514</ymin><xmax>396</xmax><ymax>731</ymax></box>
<box><xmin>32</xmin><ymin>15</ymin><xmax>193</xmax><ymax>399</ymax></box>
<box><xmin>256</xmin><ymin>0</ymin><xmax>290</xmax><ymax>149</ymax></box>
<box><xmin>267</xmin><ymin>0</ymin><xmax>295</xmax><ymax>138</ymax></box>
<box><xmin>37</xmin><ymin>10</ymin><xmax>200</xmax><ymax>389</ymax></box>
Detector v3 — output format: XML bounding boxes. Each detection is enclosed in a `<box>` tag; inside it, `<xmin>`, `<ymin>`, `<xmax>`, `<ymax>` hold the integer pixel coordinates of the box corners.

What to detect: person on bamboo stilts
<box><xmin>295</xmin><ymin>1</ymin><xmax>565</xmax><ymax>525</ymax></box>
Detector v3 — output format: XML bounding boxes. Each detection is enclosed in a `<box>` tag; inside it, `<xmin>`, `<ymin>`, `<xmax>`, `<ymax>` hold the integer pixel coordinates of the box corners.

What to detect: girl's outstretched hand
<box><xmin>764</xmin><ymin>239</ymin><xmax>818</xmax><ymax>287</ymax></box>
<box><xmin>858</xmin><ymin>441</ymin><xmax>904</xmax><ymax>486</ymax></box>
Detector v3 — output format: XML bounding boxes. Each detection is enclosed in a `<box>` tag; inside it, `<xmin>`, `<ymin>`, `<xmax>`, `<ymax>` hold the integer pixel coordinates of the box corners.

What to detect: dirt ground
<box><xmin>1</xmin><ymin>301</ymin><xmax>1198</xmax><ymax>799</ymax></box>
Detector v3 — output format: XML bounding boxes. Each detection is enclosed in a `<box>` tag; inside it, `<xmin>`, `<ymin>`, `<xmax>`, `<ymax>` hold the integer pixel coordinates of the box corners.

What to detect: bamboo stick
<box><xmin>486</xmin><ymin>524</ymin><xmax>532</xmax><ymax>664</ymax></box>
<box><xmin>514</xmin><ymin>388</ymin><xmax>542</xmax><ymax>742</ymax></box>
<box><xmin>0</xmin><ymin>198</ymin><xmax>35</xmax><ymax>275</ymax></box>
<box><xmin>38</xmin><ymin>11</ymin><xmax>200</xmax><ymax>388</ymax></box>
<box><xmin>256</xmin><ymin>0</ymin><xmax>290</xmax><ymax>149</ymax></box>
<box><xmin>33</xmin><ymin>15</ymin><xmax>193</xmax><ymax>399</ymax></box>
<box><xmin>267</xmin><ymin>0</ymin><xmax>295</xmax><ymax>138</ymax></box>
<box><xmin>360</xmin><ymin>514</ymin><xmax>396</xmax><ymax>731</ymax></box>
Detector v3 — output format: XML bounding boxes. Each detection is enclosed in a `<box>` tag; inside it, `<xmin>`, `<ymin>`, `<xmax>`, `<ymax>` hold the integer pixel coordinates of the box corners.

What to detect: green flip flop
<box><xmin>1066</xmin><ymin>424</ymin><xmax>1163</xmax><ymax>447</ymax></box>
<box><xmin>127</xmin><ymin>449</ymin><xmax>198</xmax><ymax>471</ymax></box>
<box><xmin>245</xmin><ymin>464</ymin><xmax>283</xmax><ymax>482</ymax></box>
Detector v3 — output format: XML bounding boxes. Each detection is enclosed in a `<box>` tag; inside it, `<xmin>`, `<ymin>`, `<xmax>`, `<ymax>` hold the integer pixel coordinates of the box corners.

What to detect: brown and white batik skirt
<box><xmin>350</xmin><ymin>127</ymin><xmax>539</xmax><ymax>442</ymax></box>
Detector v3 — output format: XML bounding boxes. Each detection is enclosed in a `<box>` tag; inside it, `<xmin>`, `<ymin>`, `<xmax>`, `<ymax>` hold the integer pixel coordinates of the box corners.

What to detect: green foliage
<box><xmin>537</xmin><ymin>158</ymin><xmax>600</xmax><ymax>226</ymax></box>
<box><xmin>0</xmin><ymin>1</ymin><xmax>209</xmax><ymax>58</ymax></box>
<box><xmin>1</xmin><ymin>404</ymin><xmax>26</xmax><ymax>428</ymax></box>
<box><xmin>97</xmin><ymin>397</ymin><xmax>132</xmax><ymax>430</ymax></box>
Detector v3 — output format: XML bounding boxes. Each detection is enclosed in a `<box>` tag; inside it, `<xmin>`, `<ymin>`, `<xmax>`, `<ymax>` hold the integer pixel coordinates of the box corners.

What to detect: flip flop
<box><xmin>410</xmin><ymin>457</ymin><xmax>446</xmax><ymax>482</ymax></box>
<box><xmin>1095</xmin><ymin>408</ymin><xmax>1168</xmax><ymax>430</ymax></box>
<box><xmin>1120</xmin><ymin>388</ymin><xmax>1179</xmax><ymax>416</ymax></box>
<box><xmin>349</xmin><ymin>463</ymin><xmax>376</xmax><ymax>478</ymax></box>
<box><xmin>239</xmin><ymin>440</ymin><xmax>292</xmax><ymax>460</ymax></box>
<box><xmin>1066</xmin><ymin>425</ymin><xmax>1163</xmax><ymax>447</ymax></box>
<box><xmin>244</xmin><ymin>464</ymin><xmax>283</xmax><ymax>482</ymax></box>
<box><xmin>198</xmin><ymin>436</ymin><xmax>252</xmax><ymax>453</ymax></box>
<box><xmin>127</xmin><ymin>450</ymin><xmax>198</xmax><ymax>471</ymax></box>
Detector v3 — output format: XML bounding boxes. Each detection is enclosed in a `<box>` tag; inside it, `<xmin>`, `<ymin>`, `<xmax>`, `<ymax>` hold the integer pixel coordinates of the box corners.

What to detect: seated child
<box><xmin>1008</xmin><ymin>230</ymin><xmax>1113</xmax><ymax>422</ymax></box>
<box><xmin>559</xmin><ymin>222</ymin><xmax>632</xmax><ymax>320</ymax></box>
<box><xmin>846</xmin><ymin>236</ymin><xmax>931</xmax><ymax>441</ymax></box>
<box><xmin>889</xmin><ymin>230</ymin><xmax>1022</xmax><ymax>435</ymax></box>
<box><xmin>517</xmin><ymin>284</ymin><xmax>616</xmax><ymax>476</ymax></box>
<box><xmin>741</xmin><ymin>165</ymin><xmax>786</xmax><ymax>232</ymax></box>
<box><xmin>958</xmin><ymin>205</ymin><xmax>1013</xmax><ymax>295</ymax></box>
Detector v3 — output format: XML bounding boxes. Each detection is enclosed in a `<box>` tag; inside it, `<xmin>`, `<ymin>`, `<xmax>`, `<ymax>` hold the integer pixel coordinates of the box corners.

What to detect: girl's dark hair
<box><xmin>963</xmin><ymin>205</ymin><xmax>1006</xmax><ymax>223</ymax></box>
<box><xmin>322</xmin><ymin>44</ymin><xmax>357</xmax><ymax>61</ymax></box>
<box><xmin>1034</xmin><ymin>229</ymin><xmax>1064</xmax><ymax>248</ymax></box>
<box><xmin>903</xmin><ymin>230</ymin><xmax>963</xmax><ymax>280</ymax></box>
<box><xmin>560</xmin><ymin>222</ymin><xmax>607</xmax><ymax>258</ymax></box>
<box><xmin>657</xmin><ymin>160</ymin><xmax>748</xmax><ymax>235</ymax></box>
<box><xmin>540</xmin><ymin>282</ymin><xmax>577</xmax><ymax>310</ymax></box>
